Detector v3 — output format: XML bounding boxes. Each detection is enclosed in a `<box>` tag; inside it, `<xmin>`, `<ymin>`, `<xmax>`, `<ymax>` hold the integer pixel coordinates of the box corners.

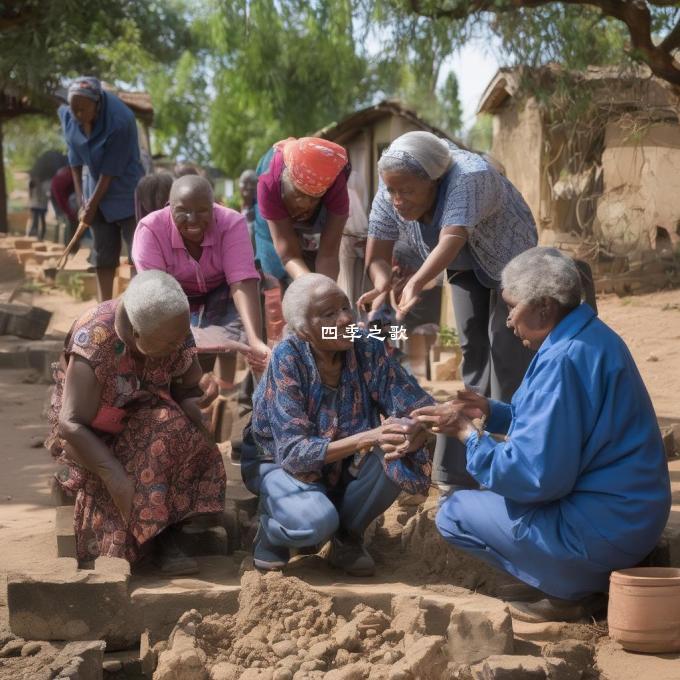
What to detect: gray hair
<box><xmin>282</xmin><ymin>273</ymin><xmax>342</xmax><ymax>333</ymax></box>
<box><xmin>378</xmin><ymin>131</ymin><xmax>453</xmax><ymax>180</ymax></box>
<box><xmin>122</xmin><ymin>270</ymin><xmax>189</xmax><ymax>335</ymax></box>
<box><xmin>501</xmin><ymin>247</ymin><xmax>583</xmax><ymax>309</ymax></box>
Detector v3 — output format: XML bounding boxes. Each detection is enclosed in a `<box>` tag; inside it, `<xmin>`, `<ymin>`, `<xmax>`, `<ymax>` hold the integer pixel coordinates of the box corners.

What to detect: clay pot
<box><xmin>608</xmin><ymin>567</ymin><xmax>680</xmax><ymax>653</ymax></box>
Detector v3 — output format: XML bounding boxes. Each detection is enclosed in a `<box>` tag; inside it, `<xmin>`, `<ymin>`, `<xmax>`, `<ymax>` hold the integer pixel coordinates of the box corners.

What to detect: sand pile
<box><xmin>153</xmin><ymin>570</ymin><xmax>447</xmax><ymax>680</ymax></box>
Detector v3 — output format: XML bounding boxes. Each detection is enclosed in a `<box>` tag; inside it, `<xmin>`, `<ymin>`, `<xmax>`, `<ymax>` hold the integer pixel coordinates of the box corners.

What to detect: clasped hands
<box><xmin>411</xmin><ymin>389</ymin><xmax>489</xmax><ymax>443</ymax></box>
<box><xmin>369</xmin><ymin>390</ymin><xmax>489</xmax><ymax>462</ymax></box>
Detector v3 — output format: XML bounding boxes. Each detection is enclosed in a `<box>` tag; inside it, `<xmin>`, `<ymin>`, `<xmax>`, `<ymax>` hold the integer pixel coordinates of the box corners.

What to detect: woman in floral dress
<box><xmin>46</xmin><ymin>270</ymin><xmax>225</xmax><ymax>574</ymax></box>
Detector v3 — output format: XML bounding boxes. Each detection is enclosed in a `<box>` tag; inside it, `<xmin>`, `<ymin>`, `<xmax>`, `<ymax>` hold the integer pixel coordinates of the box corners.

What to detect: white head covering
<box><xmin>379</xmin><ymin>131</ymin><xmax>453</xmax><ymax>180</ymax></box>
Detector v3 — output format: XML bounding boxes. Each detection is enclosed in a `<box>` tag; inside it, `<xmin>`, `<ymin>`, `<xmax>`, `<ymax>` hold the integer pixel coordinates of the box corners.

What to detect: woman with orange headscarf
<box><xmin>256</xmin><ymin>137</ymin><xmax>350</xmax><ymax>281</ymax></box>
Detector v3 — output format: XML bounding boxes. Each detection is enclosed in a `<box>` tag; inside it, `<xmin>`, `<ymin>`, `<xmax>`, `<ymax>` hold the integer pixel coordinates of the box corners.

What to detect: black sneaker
<box><xmin>327</xmin><ymin>535</ymin><xmax>375</xmax><ymax>577</ymax></box>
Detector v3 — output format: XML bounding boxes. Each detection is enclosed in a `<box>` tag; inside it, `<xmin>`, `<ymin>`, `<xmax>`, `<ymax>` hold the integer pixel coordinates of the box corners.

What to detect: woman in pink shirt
<box><xmin>257</xmin><ymin>137</ymin><xmax>350</xmax><ymax>281</ymax></box>
<box><xmin>132</xmin><ymin>175</ymin><xmax>270</xmax><ymax>372</ymax></box>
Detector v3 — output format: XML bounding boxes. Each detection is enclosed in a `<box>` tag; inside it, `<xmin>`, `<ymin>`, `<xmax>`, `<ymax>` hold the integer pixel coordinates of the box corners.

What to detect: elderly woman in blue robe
<box><xmin>249</xmin><ymin>273</ymin><xmax>435</xmax><ymax>575</ymax></box>
<box><xmin>413</xmin><ymin>247</ymin><xmax>671</xmax><ymax>622</ymax></box>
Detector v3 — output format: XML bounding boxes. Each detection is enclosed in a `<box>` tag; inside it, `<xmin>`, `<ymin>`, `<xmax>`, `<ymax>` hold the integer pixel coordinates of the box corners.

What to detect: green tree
<box><xmin>437</xmin><ymin>72</ymin><xmax>463</xmax><ymax>135</ymax></box>
<box><xmin>368</xmin><ymin>4</ymin><xmax>466</xmax><ymax>133</ymax></box>
<box><xmin>3</xmin><ymin>116</ymin><xmax>65</xmax><ymax>172</ymax></box>
<box><xmin>466</xmin><ymin>114</ymin><xmax>493</xmax><ymax>152</ymax></box>
<box><xmin>204</xmin><ymin>0</ymin><xmax>379</xmax><ymax>174</ymax></box>
<box><xmin>0</xmin><ymin>1</ymin><xmax>189</xmax><ymax>230</ymax></box>
<box><xmin>147</xmin><ymin>51</ymin><xmax>211</xmax><ymax>164</ymax></box>
<box><xmin>378</xmin><ymin>1</ymin><xmax>680</xmax><ymax>88</ymax></box>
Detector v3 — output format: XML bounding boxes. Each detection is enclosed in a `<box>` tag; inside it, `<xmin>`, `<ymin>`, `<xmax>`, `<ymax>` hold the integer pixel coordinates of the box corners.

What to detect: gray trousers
<box><xmin>432</xmin><ymin>270</ymin><xmax>534</xmax><ymax>486</ymax></box>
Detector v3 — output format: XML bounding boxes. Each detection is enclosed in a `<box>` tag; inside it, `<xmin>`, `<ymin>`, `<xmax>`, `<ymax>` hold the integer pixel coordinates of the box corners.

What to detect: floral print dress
<box><xmin>46</xmin><ymin>300</ymin><xmax>226</xmax><ymax>563</ymax></box>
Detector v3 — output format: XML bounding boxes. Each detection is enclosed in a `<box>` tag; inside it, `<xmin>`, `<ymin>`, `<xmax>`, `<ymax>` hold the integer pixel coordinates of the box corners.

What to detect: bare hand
<box><xmin>377</xmin><ymin>417</ymin><xmax>429</xmax><ymax>460</ymax></box>
<box><xmin>79</xmin><ymin>204</ymin><xmax>96</xmax><ymax>227</ymax></box>
<box><xmin>454</xmin><ymin>389</ymin><xmax>490</xmax><ymax>419</ymax></box>
<box><xmin>357</xmin><ymin>287</ymin><xmax>386</xmax><ymax>313</ymax></box>
<box><xmin>180</xmin><ymin>397</ymin><xmax>208</xmax><ymax>429</ymax></box>
<box><xmin>244</xmin><ymin>340</ymin><xmax>271</xmax><ymax>376</ymax></box>
<box><xmin>197</xmin><ymin>373</ymin><xmax>219</xmax><ymax>409</ymax></box>
<box><xmin>383</xmin><ymin>428</ymin><xmax>430</xmax><ymax>461</ymax></box>
<box><xmin>396</xmin><ymin>279</ymin><xmax>423</xmax><ymax>320</ymax></box>
<box><xmin>104</xmin><ymin>469</ymin><xmax>135</xmax><ymax>524</ymax></box>
<box><xmin>410</xmin><ymin>401</ymin><xmax>473</xmax><ymax>439</ymax></box>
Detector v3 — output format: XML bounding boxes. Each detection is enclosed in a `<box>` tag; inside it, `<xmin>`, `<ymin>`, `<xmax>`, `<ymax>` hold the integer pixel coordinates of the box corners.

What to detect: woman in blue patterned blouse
<box><xmin>361</xmin><ymin>131</ymin><xmax>537</xmax><ymax>404</ymax></box>
<box><xmin>249</xmin><ymin>273</ymin><xmax>435</xmax><ymax>575</ymax></box>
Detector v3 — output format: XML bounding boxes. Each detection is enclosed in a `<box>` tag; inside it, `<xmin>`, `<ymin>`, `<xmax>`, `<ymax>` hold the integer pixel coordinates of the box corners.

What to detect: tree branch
<box><xmin>408</xmin><ymin>0</ymin><xmax>680</xmax><ymax>88</ymax></box>
<box><xmin>0</xmin><ymin>6</ymin><xmax>37</xmax><ymax>33</ymax></box>
<box><xmin>660</xmin><ymin>19</ymin><xmax>680</xmax><ymax>53</ymax></box>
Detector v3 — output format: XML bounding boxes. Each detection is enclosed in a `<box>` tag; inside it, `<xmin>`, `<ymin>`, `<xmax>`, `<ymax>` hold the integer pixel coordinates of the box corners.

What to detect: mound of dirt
<box><xmin>153</xmin><ymin>570</ymin><xmax>447</xmax><ymax>680</ymax></box>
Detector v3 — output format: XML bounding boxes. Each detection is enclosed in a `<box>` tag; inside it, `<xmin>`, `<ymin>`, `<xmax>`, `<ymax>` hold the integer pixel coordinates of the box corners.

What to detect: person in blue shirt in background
<box><xmin>413</xmin><ymin>247</ymin><xmax>671</xmax><ymax>623</ymax></box>
<box><xmin>59</xmin><ymin>77</ymin><xmax>144</xmax><ymax>301</ymax></box>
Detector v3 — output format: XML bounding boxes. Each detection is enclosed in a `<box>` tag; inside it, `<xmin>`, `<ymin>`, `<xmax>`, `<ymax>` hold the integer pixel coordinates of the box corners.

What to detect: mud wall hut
<box><xmin>478</xmin><ymin>66</ymin><xmax>680</xmax><ymax>273</ymax></box>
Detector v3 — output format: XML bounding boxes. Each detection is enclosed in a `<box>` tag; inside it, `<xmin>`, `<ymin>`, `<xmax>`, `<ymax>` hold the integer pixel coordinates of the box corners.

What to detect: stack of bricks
<box><xmin>0</xmin><ymin>302</ymin><xmax>52</xmax><ymax>339</ymax></box>
<box><xmin>0</xmin><ymin>234</ymin><xmax>65</xmax><ymax>282</ymax></box>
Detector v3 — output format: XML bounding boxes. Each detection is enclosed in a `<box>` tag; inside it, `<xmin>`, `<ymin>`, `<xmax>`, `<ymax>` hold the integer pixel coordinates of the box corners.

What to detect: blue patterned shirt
<box><xmin>369</xmin><ymin>145</ymin><xmax>537</xmax><ymax>284</ymax></box>
<box><xmin>252</xmin><ymin>333</ymin><xmax>435</xmax><ymax>493</ymax></box>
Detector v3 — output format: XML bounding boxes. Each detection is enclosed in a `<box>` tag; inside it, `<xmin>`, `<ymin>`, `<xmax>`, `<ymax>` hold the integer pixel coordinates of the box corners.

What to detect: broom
<box><xmin>55</xmin><ymin>221</ymin><xmax>89</xmax><ymax>271</ymax></box>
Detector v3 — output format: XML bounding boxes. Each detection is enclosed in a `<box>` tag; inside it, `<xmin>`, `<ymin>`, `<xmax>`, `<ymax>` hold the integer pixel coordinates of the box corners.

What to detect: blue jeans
<box><xmin>251</xmin><ymin>451</ymin><xmax>400</xmax><ymax>550</ymax></box>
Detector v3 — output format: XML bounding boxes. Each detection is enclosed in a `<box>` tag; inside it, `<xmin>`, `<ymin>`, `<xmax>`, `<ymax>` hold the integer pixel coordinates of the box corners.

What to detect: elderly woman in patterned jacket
<box><xmin>249</xmin><ymin>274</ymin><xmax>436</xmax><ymax>576</ymax></box>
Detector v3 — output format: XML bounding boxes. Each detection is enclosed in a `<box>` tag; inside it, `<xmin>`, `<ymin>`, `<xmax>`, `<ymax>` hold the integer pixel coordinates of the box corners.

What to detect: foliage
<box><xmin>366</xmin><ymin>2</ymin><xmax>466</xmax><ymax>134</ymax></box>
<box><xmin>1</xmin><ymin>1</ymin><xmax>189</xmax><ymax>99</ymax></box>
<box><xmin>465</xmin><ymin>114</ymin><xmax>493</xmax><ymax>152</ymax></box>
<box><xmin>437</xmin><ymin>324</ymin><xmax>459</xmax><ymax>348</ymax></box>
<box><xmin>3</xmin><ymin>116</ymin><xmax>65</xmax><ymax>171</ymax></box>
<box><xmin>380</xmin><ymin>0</ymin><xmax>680</xmax><ymax>89</ymax></box>
<box><xmin>0</xmin><ymin>0</ymin><xmax>468</xmax><ymax>173</ymax></box>
<box><xmin>204</xmin><ymin>0</ymin><xmax>381</xmax><ymax>174</ymax></box>
<box><xmin>147</xmin><ymin>51</ymin><xmax>211</xmax><ymax>164</ymax></box>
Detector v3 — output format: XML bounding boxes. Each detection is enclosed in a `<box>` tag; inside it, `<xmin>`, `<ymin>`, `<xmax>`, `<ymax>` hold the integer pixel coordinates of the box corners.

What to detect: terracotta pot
<box><xmin>608</xmin><ymin>567</ymin><xmax>680</xmax><ymax>653</ymax></box>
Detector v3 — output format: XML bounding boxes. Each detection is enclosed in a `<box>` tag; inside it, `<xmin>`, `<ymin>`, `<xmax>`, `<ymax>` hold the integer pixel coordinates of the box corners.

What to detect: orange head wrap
<box><xmin>275</xmin><ymin>137</ymin><xmax>348</xmax><ymax>197</ymax></box>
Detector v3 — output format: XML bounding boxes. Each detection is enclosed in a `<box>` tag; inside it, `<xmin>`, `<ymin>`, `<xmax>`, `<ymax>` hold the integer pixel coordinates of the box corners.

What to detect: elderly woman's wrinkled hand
<box><xmin>180</xmin><ymin>396</ymin><xmax>209</xmax><ymax>431</ymax></box>
<box><xmin>197</xmin><ymin>373</ymin><xmax>219</xmax><ymax>409</ymax></box>
<box><xmin>357</xmin><ymin>287</ymin><xmax>386</xmax><ymax>313</ymax></box>
<box><xmin>378</xmin><ymin>417</ymin><xmax>430</xmax><ymax>460</ymax></box>
<box><xmin>102</xmin><ymin>468</ymin><xmax>135</xmax><ymax>524</ymax></box>
<box><xmin>411</xmin><ymin>401</ymin><xmax>477</xmax><ymax>442</ymax></box>
<box><xmin>454</xmin><ymin>389</ymin><xmax>490</xmax><ymax>419</ymax></box>
<box><xmin>396</xmin><ymin>278</ymin><xmax>423</xmax><ymax>320</ymax></box>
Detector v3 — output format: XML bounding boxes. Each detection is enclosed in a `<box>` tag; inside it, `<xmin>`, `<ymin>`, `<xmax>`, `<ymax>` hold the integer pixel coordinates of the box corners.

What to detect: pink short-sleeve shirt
<box><xmin>257</xmin><ymin>148</ymin><xmax>350</xmax><ymax>221</ymax></box>
<box><xmin>132</xmin><ymin>204</ymin><xmax>259</xmax><ymax>298</ymax></box>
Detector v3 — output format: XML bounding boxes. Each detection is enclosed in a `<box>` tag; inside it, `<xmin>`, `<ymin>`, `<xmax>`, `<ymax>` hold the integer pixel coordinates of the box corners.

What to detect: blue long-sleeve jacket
<box><xmin>467</xmin><ymin>303</ymin><xmax>671</xmax><ymax>562</ymax></box>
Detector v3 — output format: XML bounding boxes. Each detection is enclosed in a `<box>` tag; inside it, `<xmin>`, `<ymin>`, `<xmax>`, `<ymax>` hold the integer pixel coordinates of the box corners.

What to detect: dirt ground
<box><xmin>1</xmin><ymin>285</ymin><xmax>680</xmax><ymax>677</ymax></box>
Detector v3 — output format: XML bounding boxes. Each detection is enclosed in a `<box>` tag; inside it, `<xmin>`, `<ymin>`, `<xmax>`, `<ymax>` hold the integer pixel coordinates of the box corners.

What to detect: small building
<box><xmin>316</xmin><ymin>99</ymin><xmax>460</xmax><ymax>217</ymax></box>
<box><xmin>478</xmin><ymin>66</ymin><xmax>680</xmax><ymax>272</ymax></box>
